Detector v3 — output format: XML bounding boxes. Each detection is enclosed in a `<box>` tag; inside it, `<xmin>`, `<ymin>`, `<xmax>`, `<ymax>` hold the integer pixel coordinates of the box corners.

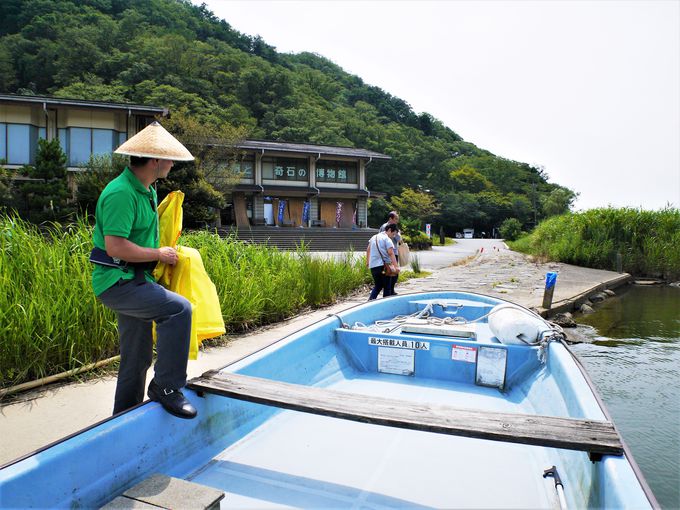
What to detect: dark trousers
<box><xmin>369</xmin><ymin>266</ymin><xmax>395</xmax><ymax>300</ymax></box>
<box><xmin>98</xmin><ymin>279</ymin><xmax>192</xmax><ymax>414</ymax></box>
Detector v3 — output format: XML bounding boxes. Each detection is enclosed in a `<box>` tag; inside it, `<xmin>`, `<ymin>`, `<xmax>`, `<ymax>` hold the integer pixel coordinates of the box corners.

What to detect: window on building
<box><xmin>0</xmin><ymin>123</ymin><xmax>5</xmax><ymax>162</ymax></box>
<box><xmin>0</xmin><ymin>122</ymin><xmax>123</xmax><ymax>167</ymax></box>
<box><xmin>136</xmin><ymin>116</ymin><xmax>154</xmax><ymax>133</ymax></box>
<box><xmin>262</xmin><ymin>156</ymin><xmax>308</xmax><ymax>182</ymax></box>
<box><xmin>62</xmin><ymin>127</ymin><xmax>122</xmax><ymax>166</ymax></box>
<box><xmin>58</xmin><ymin>128</ymin><xmax>69</xmax><ymax>158</ymax></box>
<box><xmin>316</xmin><ymin>160</ymin><xmax>358</xmax><ymax>184</ymax></box>
<box><xmin>0</xmin><ymin>123</ymin><xmax>41</xmax><ymax>165</ymax></box>
<box><xmin>232</xmin><ymin>156</ymin><xmax>254</xmax><ymax>178</ymax></box>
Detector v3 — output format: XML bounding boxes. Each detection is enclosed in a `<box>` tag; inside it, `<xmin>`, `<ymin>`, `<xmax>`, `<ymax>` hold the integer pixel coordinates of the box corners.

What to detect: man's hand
<box><xmin>158</xmin><ymin>246</ymin><xmax>178</xmax><ymax>265</ymax></box>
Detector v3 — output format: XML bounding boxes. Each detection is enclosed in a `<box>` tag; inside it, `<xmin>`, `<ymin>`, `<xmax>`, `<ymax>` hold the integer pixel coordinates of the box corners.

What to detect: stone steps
<box><xmin>216</xmin><ymin>227</ymin><xmax>377</xmax><ymax>251</ymax></box>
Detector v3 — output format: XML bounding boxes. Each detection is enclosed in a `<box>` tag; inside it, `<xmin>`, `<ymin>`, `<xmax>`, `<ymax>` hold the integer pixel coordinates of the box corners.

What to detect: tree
<box><xmin>542</xmin><ymin>187</ymin><xmax>578</xmax><ymax>217</ymax></box>
<box><xmin>449</xmin><ymin>165</ymin><xmax>494</xmax><ymax>193</ymax></box>
<box><xmin>367</xmin><ymin>196</ymin><xmax>391</xmax><ymax>228</ymax></box>
<box><xmin>160</xmin><ymin>110</ymin><xmax>249</xmax><ymax>227</ymax></box>
<box><xmin>0</xmin><ymin>162</ymin><xmax>17</xmax><ymax>212</ymax></box>
<box><xmin>0</xmin><ymin>44</ymin><xmax>17</xmax><ymax>90</ymax></box>
<box><xmin>162</xmin><ymin>109</ymin><xmax>248</xmax><ymax>195</ymax></box>
<box><xmin>17</xmin><ymin>138</ymin><xmax>71</xmax><ymax>223</ymax></box>
<box><xmin>53</xmin><ymin>76</ymin><xmax>129</xmax><ymax>102</ymax></box>
<box><xmin>390</xmin><ymin>188</ymin><xmax>440</xmax><ymax>230</ymax></box>
<box><xmin>74</xmin><ymin>153</ymin><xmax>128</xmax><ymax>219</ymax></box>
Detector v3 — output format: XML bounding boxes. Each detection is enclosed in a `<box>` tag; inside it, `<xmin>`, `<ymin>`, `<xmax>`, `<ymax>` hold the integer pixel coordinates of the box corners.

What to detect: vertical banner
<box><xmin>425</xmin><ymin>223</ymin><xmax>431</xmax><ymax>238</ymax></box>
<box><xmin>277</xmin><ymin>199</ymin><xmax>286</xmax><ymax>224</ymax></box>
<box><xmin>352</xmin><ymin>207</ymin><xmax>357</xmax><ymax>226</ymax></box>
<box><xmin>302</xmin><ymin>200</ymin><xmax>310</xmax><ymax>225</ymax></box>
<box><xmin>336</xmin><ymin>201</ymin><xmax>343</xmax><ymax>227</ymax></box>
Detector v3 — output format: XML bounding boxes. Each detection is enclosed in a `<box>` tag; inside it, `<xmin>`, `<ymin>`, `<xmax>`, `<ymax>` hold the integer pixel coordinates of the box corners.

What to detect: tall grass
<box><xmin>510</xmin><ymin>207</ymin><xmax>680</xmax><ymax>279</ymax></box>
<box><xmin>0</xmin><ymin>215</ymin><xmax>118</xmax><ymax>387</ymax></box>
<box><xmin>0</xmin><ymin>215</ymin><xmax>371</xmax><ymax>389</ymax></box>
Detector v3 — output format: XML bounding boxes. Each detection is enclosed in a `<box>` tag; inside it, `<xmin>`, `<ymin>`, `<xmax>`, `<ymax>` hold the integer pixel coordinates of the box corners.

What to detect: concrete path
<box><xmin>0</xmin><ymin>241</ymin><xmax>630</xmax><ymax>466</ymax></box>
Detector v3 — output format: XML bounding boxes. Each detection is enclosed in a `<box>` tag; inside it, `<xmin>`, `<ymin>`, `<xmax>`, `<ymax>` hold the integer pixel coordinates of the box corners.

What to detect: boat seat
<box><xmin>100</xmin><ymin>473</ymin><xmax>224</xmax><ymax>510</ymax></box>
<box><xmin>188</xmin><ymin>371</ymin><xmax>624</xmax><ymax>461</ymax></box>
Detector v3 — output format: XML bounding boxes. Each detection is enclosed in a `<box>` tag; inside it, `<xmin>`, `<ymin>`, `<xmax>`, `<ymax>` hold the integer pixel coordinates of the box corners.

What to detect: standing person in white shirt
<box><xmin>366</xmin><ymin>224</ymin><xmax>400</xmax><ymax>300</ymax></box>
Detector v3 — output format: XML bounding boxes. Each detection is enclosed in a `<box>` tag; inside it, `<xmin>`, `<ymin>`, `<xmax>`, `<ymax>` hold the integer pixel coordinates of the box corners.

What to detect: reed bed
<box><xmin>0</xmin><ymin>215</ymin><xmax>371</xmax><ymax>389</ymax></box>
<box><xmin>0</xmin><ymin>215</ymin><xmax>118</xmax><ymax>389</ymax></box>
<box><xmin>510</xmin><ymin>207</ymin><xmax>680</xmax><ymax>280</ymax></box>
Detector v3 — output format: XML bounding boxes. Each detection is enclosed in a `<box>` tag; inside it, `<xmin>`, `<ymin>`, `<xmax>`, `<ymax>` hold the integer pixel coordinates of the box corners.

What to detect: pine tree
<box><xmin>18</xmin><ymin>138</ymin><xmax>72</xmax><ymax>223</ymax></box>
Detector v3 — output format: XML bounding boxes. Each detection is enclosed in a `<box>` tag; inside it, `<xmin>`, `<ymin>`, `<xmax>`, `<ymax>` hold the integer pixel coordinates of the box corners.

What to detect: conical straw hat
<box><xmin>115</xmin><ymin>121</ymin><xmax>194</xmax><ymax>161</ymax></box>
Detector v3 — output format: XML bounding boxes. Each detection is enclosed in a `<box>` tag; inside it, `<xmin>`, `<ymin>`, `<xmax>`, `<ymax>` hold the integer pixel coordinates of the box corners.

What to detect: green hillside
<box><xmin>0</xmin><ymin>0</ymin><xmax>576</xmax><ymax>233</ymax></box>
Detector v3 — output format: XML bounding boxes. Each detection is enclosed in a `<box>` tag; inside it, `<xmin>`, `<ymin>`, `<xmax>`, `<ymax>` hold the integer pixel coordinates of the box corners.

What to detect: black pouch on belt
<box><xmin>89</xmin><ymin>247</ymin><xmax>156</xmax><ymax>285</ymax></box>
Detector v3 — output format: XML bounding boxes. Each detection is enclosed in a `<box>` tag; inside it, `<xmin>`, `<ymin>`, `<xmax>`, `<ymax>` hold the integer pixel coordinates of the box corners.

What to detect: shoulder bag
<box><xmin>376</xmin><ymin>238</ymin><xmax>398</xmax><ymax>277</ymax></box>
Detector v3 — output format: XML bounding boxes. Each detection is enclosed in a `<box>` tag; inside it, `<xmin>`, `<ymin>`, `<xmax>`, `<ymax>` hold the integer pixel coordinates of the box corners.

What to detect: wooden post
<box><xmin>439</xmin><ymin>226</ymin><xmax>445</xmax><ymax>245</ymax></box>
<box><xmin>616</xmin><ymin>252</ymin><xmax>623</xmax><ymax>273</ymax></box>
<box><xmin>542</xmin><ymin>272</ymin><xmax>558</xmax><ymax>309</ymax></box>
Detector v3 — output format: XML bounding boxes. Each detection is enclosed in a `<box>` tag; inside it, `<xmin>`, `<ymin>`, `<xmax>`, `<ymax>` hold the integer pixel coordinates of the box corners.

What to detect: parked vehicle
<box><xmin>463</xmin><ymin>228</ymin><xmax>474</xmax><ymax>239</ymax></box>
<box><xmin>0</xmin><ymin>292</ymin><xmax>657</xmax><ymax>509</ymax></box>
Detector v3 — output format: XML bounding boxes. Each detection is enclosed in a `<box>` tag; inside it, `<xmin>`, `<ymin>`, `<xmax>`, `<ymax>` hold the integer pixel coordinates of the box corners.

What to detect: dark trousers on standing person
<box><xmin>369</xmin><ymin>266</ymin><xmax>395</xmax><ymax>300</ymax></box>
<box><xmin>97</xmin><ymin>279</ymin><xmax>192</xmax><ymax>414</ymax></box>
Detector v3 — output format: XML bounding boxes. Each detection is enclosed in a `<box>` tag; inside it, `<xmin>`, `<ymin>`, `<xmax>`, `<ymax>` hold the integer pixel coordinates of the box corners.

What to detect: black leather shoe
<box><xmin>147</xmin><ymin>380</ymin><xmax>197</xmax><ymax>419</ymax></box>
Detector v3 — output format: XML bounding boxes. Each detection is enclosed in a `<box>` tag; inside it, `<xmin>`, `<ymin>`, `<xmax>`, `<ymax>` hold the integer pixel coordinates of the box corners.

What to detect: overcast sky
<box><xmin>198</xmin><ymin>0</ymin><xmax>680</xmax><ymax>211</ymax></box>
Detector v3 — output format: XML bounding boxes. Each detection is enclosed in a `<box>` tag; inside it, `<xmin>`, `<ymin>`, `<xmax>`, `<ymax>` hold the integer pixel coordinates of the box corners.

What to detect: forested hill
<box><xmin>0</xmin><ymin>0</ymin><xmax>576</xmax><ymax>232</ymax></box>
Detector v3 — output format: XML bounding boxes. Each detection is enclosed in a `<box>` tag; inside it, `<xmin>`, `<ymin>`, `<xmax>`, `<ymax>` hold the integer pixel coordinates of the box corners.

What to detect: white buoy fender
<box><xmin>488</xmin><ymin>304</ymin><xmax>548</xmax><ymax>345</ymax></box>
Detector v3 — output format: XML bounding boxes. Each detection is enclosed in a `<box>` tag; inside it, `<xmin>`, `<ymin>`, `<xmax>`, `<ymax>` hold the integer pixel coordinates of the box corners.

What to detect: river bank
<box><xmin>0</xmin><ymin>240</ymin><xmax>632</xmax><ymax>465</ymax></box>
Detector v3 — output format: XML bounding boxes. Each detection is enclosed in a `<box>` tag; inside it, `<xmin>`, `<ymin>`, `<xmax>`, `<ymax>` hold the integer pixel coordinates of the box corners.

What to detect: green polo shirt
<box><xmin>92</xmin><ymin>167</ymin><xmax>159</xmax><ymax>296</ymax></box>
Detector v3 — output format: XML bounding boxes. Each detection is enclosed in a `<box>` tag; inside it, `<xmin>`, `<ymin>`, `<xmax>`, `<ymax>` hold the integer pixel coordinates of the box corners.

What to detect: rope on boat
<box><xmin>350</xmin><ymin>300</ymin><xmax>564</xmax><ymax>345</ymax></box>
<box><xmin>327</xmin><ymin>313</ymin><xmax>350</xmax><ymax>329</ymax></box>
<box><xmin>349</xmin><ymin>300</ymin><xmax>567</xmax><ymax>365</ymax></box>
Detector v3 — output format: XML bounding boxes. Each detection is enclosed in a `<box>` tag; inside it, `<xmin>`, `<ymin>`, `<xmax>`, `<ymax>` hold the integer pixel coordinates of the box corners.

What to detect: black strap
<box><xmin>375</xmin><ymin>237</ymin><xmax>390</xmax><ymax>265</ymax></box>
<box><xmin>89</xmin><ymin>246</ymin><xmax>127</xmax><ymax>268</ymax></box>
<box><xmin>89</xmin><ymin>247</ymin><xmax>156</xmax><ymax>285</ymax></box>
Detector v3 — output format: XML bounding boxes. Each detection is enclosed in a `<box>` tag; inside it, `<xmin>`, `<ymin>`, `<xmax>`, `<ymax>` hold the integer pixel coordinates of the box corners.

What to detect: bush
<box><xmin>499</xmin><ymin>217</ymin><xmax>523</xmax><ymax>240</ymax></box>
<box><xmin>403</xmin><ymin>232</ymin><xmax>432</xmax><ymax>250</ymax></box>
<box><xmin>509</xmin><ymin>208</ymin><xmax>680</xmax><ymax>279</ymax></box>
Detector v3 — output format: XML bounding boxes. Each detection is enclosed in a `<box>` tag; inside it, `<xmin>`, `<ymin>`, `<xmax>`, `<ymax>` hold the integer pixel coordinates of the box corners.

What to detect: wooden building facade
<box><xmin>227</xmin><ymin>140</ymin><xmax>389</xmax><ymax>229</ymax></box>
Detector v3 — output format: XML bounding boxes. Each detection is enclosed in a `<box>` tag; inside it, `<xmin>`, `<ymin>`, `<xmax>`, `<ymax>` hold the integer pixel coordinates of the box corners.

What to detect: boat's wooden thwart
<box><xmin>188</xmin><ymin>371</ymin><xmax>624</xmax><ymax>461</ymax></box>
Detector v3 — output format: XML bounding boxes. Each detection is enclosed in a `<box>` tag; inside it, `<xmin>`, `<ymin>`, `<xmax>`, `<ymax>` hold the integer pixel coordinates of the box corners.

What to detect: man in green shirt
<box><xmin>92</xmin><ymin>122</ymin><xmax>197</xmax><ymax>419</ymax></box>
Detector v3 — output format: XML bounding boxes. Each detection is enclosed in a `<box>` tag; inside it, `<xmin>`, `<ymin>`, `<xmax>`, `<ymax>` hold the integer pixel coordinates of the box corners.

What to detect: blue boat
<box><xmin>0</xmin><ymin>292</ymin><xmax>658</xmax><ymax>509</ymax></box>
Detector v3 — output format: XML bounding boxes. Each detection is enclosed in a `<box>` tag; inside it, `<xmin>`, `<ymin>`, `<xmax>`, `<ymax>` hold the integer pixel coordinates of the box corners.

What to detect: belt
<box><xmin>89</xmin><ymin>247</ymin><xmax>157</xmax><ymax>285</ymax></box>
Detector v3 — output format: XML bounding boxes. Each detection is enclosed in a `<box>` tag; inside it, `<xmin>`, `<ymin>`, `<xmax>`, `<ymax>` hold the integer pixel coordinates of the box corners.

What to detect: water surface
<box><xmin>571</xmin><ymin>285</ymin><xmax>680</xmax><ymax>509</ymax></box>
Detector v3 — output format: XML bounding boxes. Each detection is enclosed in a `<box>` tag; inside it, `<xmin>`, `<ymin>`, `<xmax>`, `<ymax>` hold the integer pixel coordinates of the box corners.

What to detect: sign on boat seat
<box><xmin>188</xmin><ymin>372</ymin><xmax>624</xmax><ymax>461</ymax></box>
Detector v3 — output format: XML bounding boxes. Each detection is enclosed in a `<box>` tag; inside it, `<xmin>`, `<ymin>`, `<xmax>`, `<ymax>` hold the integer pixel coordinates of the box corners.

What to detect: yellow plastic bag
<box><xmin>152</xmin><ymin>191</ymin><xmax>225</xmax><ymax>359</ymax></box>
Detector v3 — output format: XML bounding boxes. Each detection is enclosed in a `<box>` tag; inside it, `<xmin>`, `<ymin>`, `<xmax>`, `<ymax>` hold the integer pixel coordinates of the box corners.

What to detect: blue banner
<box><xmin>302</xmin><ymin>201</ymin><xmax>310</xmax><ymax>224</ymax></box>
<box><xmin>277</xmin><ymin>200</ymin><xmax>286</xmax><ymax>224</ymax></box>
